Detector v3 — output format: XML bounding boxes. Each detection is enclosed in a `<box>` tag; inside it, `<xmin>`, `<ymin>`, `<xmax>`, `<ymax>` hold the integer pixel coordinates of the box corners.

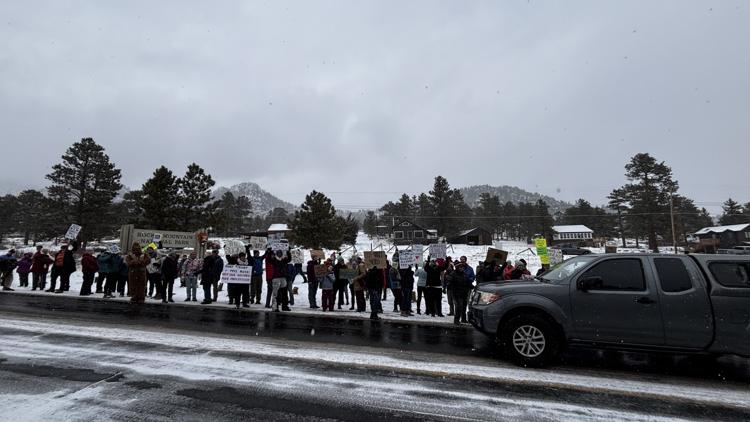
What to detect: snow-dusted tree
<box><xmin>45</xmin><ymin>138</ymin><xmax>122</xmax><ymax>242</ymax></box>
<box><xmin>289</xmin><ymin>190</ymin><xmax>342</xmax><ymax>249</ymax></box>
<box><xmin>176</xmin><ymin>163</ymin><xmax>215</xmax><ymax>231</ymax></box>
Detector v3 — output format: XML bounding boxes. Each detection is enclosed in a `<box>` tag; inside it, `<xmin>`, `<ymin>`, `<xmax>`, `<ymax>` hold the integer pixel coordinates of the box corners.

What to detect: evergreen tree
<box><xmin>719</xmin><ymin>198</ymin><xmax>745</xmax><ymax>225</ymax></box>
<box><xmin>427</xmin><ymin>176</ymin><xmax>468</xmax><ymax>237</ymax></box>
<box><xmin>209</xmin><ymin>192</ymin><xmax>253</xmax><ymax>235</ymax></box>
<box><xmin>362</xmin><ymin>210</ymin><xmax>379</xmax><ymax>237</ymax></box>
<box><xmin>413</xmin><ymin>193</ymin><xmax>434</xmax><ymax>229</ymax></box>
<box><xmin>501</xmin><ymin>201</ymin><xmax>518</xmax><ymax>239</ymax></box>
<box><xmin>289</xmin><ymin>191</ymin><xmax>341</xmax><ymax>249</ymax></box>
<box><xmin>672</xmin><ymin>195</ymin><xmax>713</xmax><ymax>247</ymax></box>
<box><xmin>608</xmin><ymin>153</ymin><xmax>678</xmax><ymax>251</ymax></box>
<box><xmin>266</xmin><ymin>207</ymin><xmax>290</xmax><ymax>225</ymax></box>
<box><xmin>177</xmin><ymin>163</ymin><xmax>215</xmax><ymax>230</ymax></box>
<box><xmin>380</xmin><ymin>194</ymin><xmax>416</xmax><ymax>226</ymax></box>
<box><xmin>337</xmin><ymin>213</ymin><xmax>360</xmax><ymax>245</ymax></box>
<box><xmin>15</xmin><ymin>190</ymin><xmax>47</xmax><ymax>245</ymax></box>
<box><xmin>139</xmin><ymin>166</ymin><xmax>179</xmax><ymax>230</ymax></box>
<box><xmin>0</xmin><ymin>194</ymin><xmax>19</xmax><ymax>242</ymax></box>
<box><xmin>45</xmin><ymin>138</ymin><xmax>123</xmax><ymax>242</ymax></box>
<box><xmin>474</xmin><ymin>193</ymin><xmax>502</xmax><ymax>237</ymax></box>
<box><xmin>531</xmin><ymin>199</ymin><xmax>555</xmax><ymax>241</ymax></box>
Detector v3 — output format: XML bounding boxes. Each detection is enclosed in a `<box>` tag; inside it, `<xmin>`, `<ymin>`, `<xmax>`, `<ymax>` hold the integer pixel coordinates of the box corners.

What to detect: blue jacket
<box><xmin>463</xmin><ymin>265</ymin><xmax>476</xmax><ymax>283</ymax></box>
<box><xmin>97</xmin><ymin>252</ymin><xmax>114</xmax><ymax>274</ymax></box>
<box><xmin>251</xmin><ymin>257</ymin><xmax>264</xmax><ymax>276</ymax></box>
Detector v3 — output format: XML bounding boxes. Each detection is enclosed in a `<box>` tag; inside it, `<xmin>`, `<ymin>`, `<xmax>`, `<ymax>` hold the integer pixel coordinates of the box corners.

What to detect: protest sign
<box><xmin>549</xmin><ymin>248</ymin><xmax>563</xmax><ymax>266</ymax></box>
<box><xmin>411</xmin><ymin>245</ymin><xmax>423</xmax><ymax>264</ymax></box>
<box><xmin>339</xmin><ymin>268</ymin><xmax>359</xmax><ymax>280</ymax></box>
<box><xmin>363</xmin><ymin>251</ymin><xmax>387</xmax><ymax>268</ymax></box>
<box><xmin>291</xmin><ymin>249</ymin><xmax>305</xmax><ymax>264</ymax></box>
<box><xmin>219</xmin><ymin>265</ymin><xmax>253</xmax><ymax>284</ymax></box>
<box><xmin>428</xmin><ymin>243</ymin><xmax>447</xmax><ymax>260</ymax></box>
<box><xmin>268</xmin><ymin>239</ymin><xmax>289</xmax><ymax>251</ymax></box>
<box><xmin>485</xmin><ymin>248</ymin><xmax>508</xmax><ymax>265</ymax></box>
<box><xmin>108</xmin><ymin>244</ymin><xmax>121</xmax><ymax>254</ymax></box>
<box><xmin>248</xmin><ymin>236</ymin><xmax>267</xmax><ymax>251</ymax></box>
<box><xmin>314</xmin><ymin>264</ymin><xmax>328</xmax><ymax>278</ymax></box>
<box><xmin>310</xmin><ymin>249</ymin><xmax>325</xmax><ymax>260</ymax></box>
<box><xmin>535</xmin><ymin>238</ymin><xmax>549</xmax><ymax>265</ymax></box>
<box><xmin>65</xmin><ymin>224</ymin><xmax>82</xmax><ymax>240</ymax></box>
<box><xmin>224</xmin><ymin>239</ymin><xmax>245</xmax><ymax>257</ymax></box>
<box><xmin>398</xmin><ymin>250</ymin><xmax>416</xmax><ymax>269</ymax></box>
<box><xmin>152</xmin><ymin>233</ymin><xmax>163</xmax><ymax>243</ymax></box>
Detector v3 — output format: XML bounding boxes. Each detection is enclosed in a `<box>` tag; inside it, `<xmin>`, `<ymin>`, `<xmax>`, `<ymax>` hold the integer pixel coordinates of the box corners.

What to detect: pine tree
<box><xmin>362</xmin><ymin>211</ymin><xmax>379</xmax><ymax>237</ymax></box>
<box><xmin>337</xmin><ymin>213</ymin><xmax>360</xmax><ymax>245</ymax></box>
<box><xmin>427</xmin><ymin>176</ymin><xmax>469</xmax><ymax>238</ymax></box>
<box><xmin>289</xmin><ymin>191</ymin><xmax>341</xmax><ymax>249</ymax></box>
<box><xmin>0</xmin><ymin>194</ymin><xmax>19</xmax><ymax>242</ymax></box>
<box><xmin>177</xmin><ymin>163</ymin><xmax>215</xmax><ymax>231</ymax></box>
<box><xmin>139</xmin><ymin>166</ymin><xmax>179</xmax><ymax>230</ymax></box>
<box><xmin>719</xmin><ymin>198</ymin><xmax>745</xmax><ymax>225</ymax></box>
<box><xmin>45</xmin><ymin>138</ymin><xmax>123</xmax><ymax>242</ymax></box>
<box><xmin>474</xmin><ymin>193</ymin><xmax>502</xmax><ymax>237</ymax></box>
<box><xmin>609</xmin><ymin>153</ymin><xmax>678</xmax><ymax>251</ymax></box>
<box><xmin>15</xmin><ymin>190</ymin><xmax>47</xmax><ymax>244</ymax></box>
<box><xmin>532</xmin><ymin>200</ymin><xmax>555</xmax><ymax>241</ymax></box>
<box><xmin>209</xmin><ymin>192</ymin><xmax>253</xmax><ymax>235</ymax></box>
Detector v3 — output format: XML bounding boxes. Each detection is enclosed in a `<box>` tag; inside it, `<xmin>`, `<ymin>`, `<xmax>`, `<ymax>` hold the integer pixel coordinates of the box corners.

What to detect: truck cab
<box><xmin>469</xmin><ymin>254</ymin><xmax>750</xmax><ymax>367</ymax></box>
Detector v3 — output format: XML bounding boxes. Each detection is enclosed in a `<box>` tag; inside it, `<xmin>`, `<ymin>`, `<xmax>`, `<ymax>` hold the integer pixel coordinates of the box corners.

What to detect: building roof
<box><xmin>694</xmin><ymin>223</ymin><xmax>750</xmax><ymax>235</ymax></box>
<box><xmin>552</xmin><ymin>225</ymin><xmax>593</xmax><ymax>233</ymax></box>
<box><xmin>453</xmin><ymin>227</ymin><xmax>490</xmax><ymax>237</ymax></box>
<box><xmin>267</xmin><ymin>224</ymin><xmax>290</xmax><ymax>232</ymax></box>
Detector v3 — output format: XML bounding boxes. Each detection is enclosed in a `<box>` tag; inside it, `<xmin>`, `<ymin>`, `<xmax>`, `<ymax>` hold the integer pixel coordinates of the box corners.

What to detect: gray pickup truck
<box><xmin>469</xmin><ymin>254</ymin><xmax>750</xmax><ymax>367</ymax></box>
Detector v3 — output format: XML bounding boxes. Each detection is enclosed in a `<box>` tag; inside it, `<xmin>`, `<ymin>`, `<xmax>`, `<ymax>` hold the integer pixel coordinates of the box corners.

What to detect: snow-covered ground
<box><xmin>1</xmin><ymin>315</ymin><xmax>748</xmax><ymax>422</ymax></box>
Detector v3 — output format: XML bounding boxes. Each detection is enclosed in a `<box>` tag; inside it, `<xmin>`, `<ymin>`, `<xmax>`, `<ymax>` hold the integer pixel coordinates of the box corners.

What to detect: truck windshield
<box><xmin>540</xmin><ymin>256</ymin><xmax>597</xmax><ymax>284</ymax></box>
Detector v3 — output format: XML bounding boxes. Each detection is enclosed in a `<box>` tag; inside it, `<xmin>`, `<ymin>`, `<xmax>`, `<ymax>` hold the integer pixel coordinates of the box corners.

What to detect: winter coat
<box><xmin>96</xmin><ymin>252</ymin><xmax>114</xmax><ymax>274</ymax></box>
<box><xmin>182</xmin><ymin>257</ymin><xmax>203</xmax><ymax>276</ymax></box>
<box><xmin>351</xmin><ymin>263</ymin><xmax>367</xmax><ymax>292</ymax></box>
<box><xmin>399</xmin><ymin>267</ymin><xmax>415</xmax><ymax>290</ymax></box>
<box><xmin>0</xmin><ymin>253</ymin><xmax>18</xmax><ymax>273</ymax></box>
<box><xmin>113</xmin><ymin>254</ymin><xmax>127</xmax><ymax>277</ymax></box>
<box><xmin>269</xmin><ymin>252</ymin><xmax>290</xmax><ymax>279</ymax></box>
<box><xmin>125</xmin><ymin>250</ymin><xmax>150</xmax><ymax>286</ymax></box>
<box><xmin>306</xmin><ymin>260</ymin><xmax>317</xmax><ymax>281</ymax></box>
<box><xmin>510</xmin><ymin>267</ymin><xmax>531</xmax><ymax>280</ymax></box>
<box><xmin>450</xmin><ymin>266</ymin><xmax>474</xmax><ymax>296</ymax></box>
<box><xmin>16</xmin><ymin>255</ymin><xmax>33</xmax><ymax>274</ymax></box>
<box><xmin>161</xmin><ymin>255</ymin><xmax>179</xmax><ymax>280</ymax></box>
<box><xmin>286</xmin><ymin>263</ymin><xmax>297</xmax><ymax>281</ymax></box>
<box><xmin>31</xmin><ymin>252</ymin><xmax>53</xmax><ymax>274</ymax></box>
<box><xmin>503</xmin><ymin>265</ymin><xmax>515</xmax><ymax>280</ymax></box>
<box><xmin>424</xmin><ymin>261</ymin><xmax>447</xmax><ymax>288</ymax></box>
<box><xmin>264</xmin><ymin>250</ymin><xmax>274</xmax><ymax>280</ymax></box>
<box><xmin>388</xmin><ymin>265</ymin><xmax>401</xmax><ymax>289</ymax></box>
<box><xmin>251</xmin><ymin>256</ymin><xmax>264</xmax><ymax>276</ymax></box>
<box><xmin>320</xmin><ymin>273</ymin><xmax>335</xmax><ymax>290</ymax></box>
<box><xmin>81</xmin><ymin>253</ymin><xmax>99</xmax><ymax>274</ymax></box>
<box><xmin>53</xmin><ymin>241</ymin><xmax>79</xmax><ymax>274</ymax></box>
<box><xmin>364</xmin><ymin>268</ymin><xmax>382</xmax><ymax>290</ymax></box>
<box><xmin>415</xmin><ymin>268</ymin><xmax>427</xmax><ymax>288</ymax></box>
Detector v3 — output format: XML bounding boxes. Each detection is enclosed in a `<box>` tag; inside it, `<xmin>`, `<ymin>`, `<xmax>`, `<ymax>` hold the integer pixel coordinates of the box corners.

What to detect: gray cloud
<box><xmin>1</xmin><ymin>1</ymin><xmax>748</xmax><ymax>213</ymax></box>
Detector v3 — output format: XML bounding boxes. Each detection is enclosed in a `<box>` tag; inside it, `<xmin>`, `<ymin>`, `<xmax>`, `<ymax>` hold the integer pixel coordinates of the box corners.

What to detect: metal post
<box><xmin>669</xmin><ymin>194</ymin><xmax>677</xmax><ymax>253</ymax></box>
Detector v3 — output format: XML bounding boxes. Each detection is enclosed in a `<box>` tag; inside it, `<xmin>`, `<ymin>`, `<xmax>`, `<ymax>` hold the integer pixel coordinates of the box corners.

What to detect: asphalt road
<box><xmin>1</xmin><ymin>292</ymin><xmax>750</xmax><ymax>421</ymax></box>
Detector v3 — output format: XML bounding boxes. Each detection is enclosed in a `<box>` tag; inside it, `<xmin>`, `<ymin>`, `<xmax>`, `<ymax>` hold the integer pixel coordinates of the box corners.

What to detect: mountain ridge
<box><xmin>212</xmin><ymin>182</ymin><xmax>296</xmax><ymax>215</ymax></box>
<box><xmin>459</xmin><ymin>184</ymin><xmax>571</xmax><ymax>213</ymax></box>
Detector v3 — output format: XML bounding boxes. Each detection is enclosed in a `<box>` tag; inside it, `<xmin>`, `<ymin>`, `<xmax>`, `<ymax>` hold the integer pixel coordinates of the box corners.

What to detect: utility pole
<box><xmin>617</xmin><ymin>206</ymin><xmax>626</xmax><ymax>248</ymax></box>
<box><xmin>669</xmin><ymin>193</ymin><xmax>677</xmax><ymax>253</ymax></box>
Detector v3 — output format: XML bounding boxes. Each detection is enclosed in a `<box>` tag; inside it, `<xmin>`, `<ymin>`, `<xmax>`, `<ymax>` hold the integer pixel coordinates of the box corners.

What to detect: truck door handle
<box><xmin>635</xmin><ymin>297</ymin><xmax>656</xmax><ymax>304</ymax></box>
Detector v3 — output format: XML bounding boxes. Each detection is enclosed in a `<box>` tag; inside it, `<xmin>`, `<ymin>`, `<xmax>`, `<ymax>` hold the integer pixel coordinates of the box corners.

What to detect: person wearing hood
<box><xmin>79</xmin><ymin>250</ymin><xmax>99</xmax><ymax>296</ymax></box>
<box><xmin>95</xmin><ymin>250</ymin><xmax>114</xmax><ymax>294</ymax></box>
<box><xmin>31</xmin><ymin>247</ymin><xmax>53</xmax><ymax>291</ymax></box>
<box><xmin>160</xmin><ymin>251</ymin><xmax>179</xmax><ymax>303</ymax></box>
<box><xmin>125</xmin><ymin>243</ymin><xmax>150</xmax><ymax>304</ymax></box>
<box><xmin>0</xmin><ymin>250</ymin><xmax>18</xmax><ymax>291</ymax></box>
<box><xmin>48</xmin><ymin>240</ymin><xmax>79</xmax><ymax>293</ymax></box>
<box><xmin>510</xmin><ymin>259</ymin><xmax>531</xmax><ymax>280</ymax></box>
<box><xmin>16</xmin><ymin>252</ymin><xmax>33</xmax><ymax>288</ymax></box>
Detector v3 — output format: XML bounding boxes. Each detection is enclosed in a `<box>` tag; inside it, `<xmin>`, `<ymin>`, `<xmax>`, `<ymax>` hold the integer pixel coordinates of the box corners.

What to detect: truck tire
<box><xmin>501</xmin><ymin>314</ymin><xmax>560</xmax><ymax>367</ymax></box>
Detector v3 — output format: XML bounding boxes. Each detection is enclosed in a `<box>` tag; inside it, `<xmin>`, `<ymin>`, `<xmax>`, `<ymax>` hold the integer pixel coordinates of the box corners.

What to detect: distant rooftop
<box><xmin>694</xmin><ymin>223</ymin><xmax>750</xmax><ymax>235</ymax></box>
<box><xmin>552</xmin><ymin>225</ymin><xmax>593</xmax><ymax>233</ymax></box>
<box><xmin>268</xmin><ymin>223</ymin><xmax>290</xmax><ymax>232</ymax></box>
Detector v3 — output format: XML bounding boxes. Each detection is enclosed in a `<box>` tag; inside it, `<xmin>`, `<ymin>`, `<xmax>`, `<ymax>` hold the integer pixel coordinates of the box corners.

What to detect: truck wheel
<box><xmin>501</xmin><ymin>314</ymin><xmax>560</xmax><ymax>367</ymax></box>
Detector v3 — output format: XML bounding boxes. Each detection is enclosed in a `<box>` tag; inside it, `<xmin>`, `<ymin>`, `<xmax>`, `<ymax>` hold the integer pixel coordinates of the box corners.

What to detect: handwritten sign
<box><xmin>428</xmin><ymin>244</ymin><xmax>447</xmax><ymax>260</ymax></box>
<box><xmin>549</xmin><ymin>248</ymin><xmax>563</xmax><ymax>266</ymax></box>
<box><xmin>108</xmin><ymin>244</ymin><xmax>121</xmax><ymax>254</ymax></box>
<box><xmin>269</xmin><ymin>239</ymin><xmax>289</xmax><ymax>251</ymax></box>
<box><xmin>65</xmin><ymin>224</ymin><xmax>82</xmax><ymax>240</ymax></box>
<box><xmin>248</xmin><ymin>236</ymin><xmax>267</xmax><ymax>250</ymax></box>
<box><xmin>314</xmin><ymin>264</ymin><xmax>328</xmax><ymax>278</ymax></box>
<box><xmin>219</xmin><ymin>265</ymin><xmax>253</xmax><ymax>284</ymax></box>
<box><xmin>485</xmin><ymin>248</ymin><xmax>508</xmax><ymax>265</ymax></box>
<box><xmin>339</xmin><ymin>268</ymin><xmax>358</xmax><ymax>280</ymax></box>
<box><xmin>535</xmin><ymin>238</ymin><xmax>549</xmax><ymax>265</ymax></box>
<box><xmin>224</xmin><ymin>239</ymin><xmax>245</xmax><ymax>257</ymax></box>
<box><xmin>290</xmin><ymin>249</ymin><xmax>305</xmax><ymax>264</ymax></box>
<box><xmin>364</xmin><ymin>251</ymin><xmax>387</xmax><ymax>268</ymax></box>
<box><xmin>411</xmin><ymin>245</ymin><xmax>423</xmax><ymax>264</ymax></box>
<box><xmin>398</xmin><ymin>250</ymin><xmax>416</xmax><ymax>269</ymax></box>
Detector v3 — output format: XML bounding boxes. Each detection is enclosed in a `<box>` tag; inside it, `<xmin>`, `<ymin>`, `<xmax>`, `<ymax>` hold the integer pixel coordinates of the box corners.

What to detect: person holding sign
<box><xmin>333</xmin><ymin>258</ymin><xmax>350</xmax><ymax>310</ymax></box>
<box><xmin>48</xmin><ymin>240</ymin><xmax>79</xmax><ymax>293</ymax></box>
<box><xmin>423</xmin><ymin>257</ymin><xmax>447</xmax><ymax>317</ymax></box>
<box><xmin>269</xmin><ymin>250</ymin><xmax>292</xmax><ymax>312</ymax></box>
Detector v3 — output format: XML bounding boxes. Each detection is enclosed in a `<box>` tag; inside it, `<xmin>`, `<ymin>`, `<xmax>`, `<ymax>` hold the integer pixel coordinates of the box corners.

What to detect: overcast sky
<box><xmin>1</xmin><ymin>1</ymin><xmax>748</xmax><ymax>213</ymax></box>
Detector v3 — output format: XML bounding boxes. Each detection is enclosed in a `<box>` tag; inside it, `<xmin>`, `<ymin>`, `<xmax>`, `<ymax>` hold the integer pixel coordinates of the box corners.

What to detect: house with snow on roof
<box><xmin>551</xmin><ymin>225</ymin><xmax>593</xmax><ymax>246</ymax></box>
<box><xmin>694</xmin><ymin>223</ymin><xmax>750</xmax><ymax>251</ymax></box>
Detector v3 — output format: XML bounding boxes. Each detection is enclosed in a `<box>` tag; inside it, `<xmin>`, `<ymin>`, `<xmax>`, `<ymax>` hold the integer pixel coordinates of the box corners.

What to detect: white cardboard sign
<box><xmin>108</xmin><ymin>244</ymin><xmax>121</xmax><ymax>254</ymax></box>
<box><xmin>224</xmin><ymin>239</ymin><xmax>245</xmax><ymax>257</ymax></box>
<box><xmin>65</xmin><ymin>224</ymin><xmax>82</xmax><ymax>240</ymax></box>
<box><xmin>291</xmin><ymin>249</ymin><xmax>305</xmax><ymax>264</ymax></box>
<box><xmin>219</xmin><ymin>265</ymin><xmax>253</xmax><ymax>284</ymax></box>
<box><xmin>428</xmin><ymin>243</ymin><xmax>447</xmax><ymax>260</ymax></box>
<box><xmin>398</xmin><ymin>250</ymin><xmax>416</xmax><ymax>269</ymax></box>
<box><xmin>269</xmin><ymin>239</ymin><xmax>289</xmax><ymax>251</ymax></box>
<box><xmin>248</xmin><ymin>236</ymin><xmax>267</xmax><ymax>251</ymax></box>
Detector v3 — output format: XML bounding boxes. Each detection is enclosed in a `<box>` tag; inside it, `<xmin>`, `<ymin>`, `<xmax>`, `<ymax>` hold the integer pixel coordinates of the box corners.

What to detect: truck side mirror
<box><xmin>577</xmin><ymin>276</ymin><xmax>603</xmax><ymax>291</ymax></box>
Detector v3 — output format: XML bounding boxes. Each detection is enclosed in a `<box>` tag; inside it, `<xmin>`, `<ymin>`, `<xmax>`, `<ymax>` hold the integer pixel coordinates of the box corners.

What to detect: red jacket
<box><xmin>31</xmin><ymin>252</ymin><xmax>54</xmax><ymax>274</ymax></box>
<box><xmin>503</xmin><ymin>265</ymin><xmax>514</xmax><ymax>280</ymax></box>
<box><xmin>81</xmin><ymin>253</ymin><xmax>99</xmax><ymax>273</ymax></box>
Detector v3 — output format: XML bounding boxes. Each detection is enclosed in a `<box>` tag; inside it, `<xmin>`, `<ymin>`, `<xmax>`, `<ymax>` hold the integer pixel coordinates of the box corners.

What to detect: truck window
<box><xmin>580</xmin><ymin>259</ymin><xmax>645</xmax><ymax>291</ymax></box>
<box><xmin>709</xmin><ymin>262</ymin><xmax>750</xmax><ymax>288</ymax></box>
<box><xmin>654</xmin><ymin>258</ymin><xmax>693</xmax><ymax>293</ymax></box>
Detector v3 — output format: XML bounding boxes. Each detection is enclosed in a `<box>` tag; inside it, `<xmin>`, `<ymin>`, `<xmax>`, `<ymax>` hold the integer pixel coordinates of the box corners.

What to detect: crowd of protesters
<box><xmin>0</xmin><ymin>241</ymin><xmax>541</xmax><ymax>325</ymax></box>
